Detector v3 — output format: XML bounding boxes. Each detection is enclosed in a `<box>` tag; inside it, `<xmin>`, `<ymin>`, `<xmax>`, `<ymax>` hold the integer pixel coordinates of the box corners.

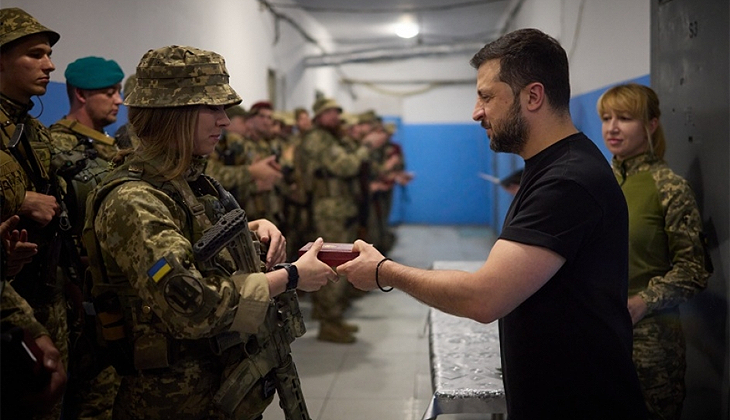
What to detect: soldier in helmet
<box><xmin>205</xmin><ymin>104</ymin><xmax>283</xmax><ymax>218</ymax></box>
<box><xmin>300</xmin><ymin>97</ymin><xmax>371</xmax><ymax>343</ymax></box>
<box><xmin>83</xmin><ymin>45</ymin><xmax>335</xmax><ymax>419</ymax></box>
<box><xmin>0</xmin><ymin>8</ymin><xmax>68</xmax><ymax>420</ymax></box>
<box><xmin>49</xmin><ymin>55</ymin><xmax>125</xmax><ymax>420</ymax></box>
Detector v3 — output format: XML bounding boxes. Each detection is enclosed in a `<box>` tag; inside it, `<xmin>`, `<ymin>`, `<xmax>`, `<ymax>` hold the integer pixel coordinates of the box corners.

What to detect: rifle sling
<box><xmin>55</xmin><ymin>118</ymin><xmax>116</xmax><ymax>146</ymax></box>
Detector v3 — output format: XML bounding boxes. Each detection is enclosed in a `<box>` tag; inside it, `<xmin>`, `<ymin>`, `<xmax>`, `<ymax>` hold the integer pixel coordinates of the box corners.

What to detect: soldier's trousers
<box><xmin>311</xmin><ymin>203</ymin><xmax>357</xmax><ymax>322</ymax></box>
<box><xmin>633</xmin><ymin>312</ymin><xmax>686</xmax><ymax>420</ymax></box>
<box><xmin>32</xmin><ymin>296</ymin><xmax>68</xmax><ymax>420</ymax></box>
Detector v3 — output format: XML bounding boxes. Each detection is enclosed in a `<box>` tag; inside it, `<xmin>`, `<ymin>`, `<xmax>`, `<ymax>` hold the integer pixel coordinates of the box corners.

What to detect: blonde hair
<box><xmin>128</xmin><ymin>105</ymin><xmax>199</xmax><ymax>181</ymax></box>
<box><xmin>596</xmin><ymin>83</ymin><xmax>666</xmax><ymax>159</ymax></box>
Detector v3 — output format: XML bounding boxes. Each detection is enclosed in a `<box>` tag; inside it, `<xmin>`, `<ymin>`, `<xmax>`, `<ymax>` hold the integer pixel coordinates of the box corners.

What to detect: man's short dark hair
<box><xmin>470</xmin><ymin>28</ymin><xmax>571</xmax><ymax>112</ymax></box>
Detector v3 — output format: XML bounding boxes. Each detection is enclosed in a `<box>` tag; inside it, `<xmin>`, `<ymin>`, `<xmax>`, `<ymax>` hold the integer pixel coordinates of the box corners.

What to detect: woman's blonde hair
<box><xmin>596</xmin><ymin>83</ymin><xmax>666</xmax><ymax>159</ymax></box>
<box><xmin>128</xmin><ymin>105</ymin><xmax>199</xmax><ymax>181</ymax></box>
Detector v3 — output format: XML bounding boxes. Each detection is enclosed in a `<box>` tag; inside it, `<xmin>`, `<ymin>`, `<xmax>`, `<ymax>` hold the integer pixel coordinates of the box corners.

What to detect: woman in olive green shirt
<box><xmin>597</xmin><ymin>83</ymin><xmax>711</xmax><ymax>420</ymax></box>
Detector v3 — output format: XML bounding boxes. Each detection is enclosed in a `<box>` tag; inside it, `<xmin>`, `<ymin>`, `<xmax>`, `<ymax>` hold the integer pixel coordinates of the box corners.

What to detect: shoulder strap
<box><xmin>55</xmin><ymin>118</ymin><xmax>116</xmax><ymax>146</ymax></box>
<box><xmin>0</xmin><ymin>106</ymin><xmax>16</xmax><ymax>149</ymax></box>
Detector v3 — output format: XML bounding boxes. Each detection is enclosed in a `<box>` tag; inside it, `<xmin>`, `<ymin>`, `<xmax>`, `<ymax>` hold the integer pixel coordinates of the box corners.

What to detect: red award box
<box><xmin>298</xmin><ymin>242</ymin><xmax>359</xmax><ymax>267</ymax></box>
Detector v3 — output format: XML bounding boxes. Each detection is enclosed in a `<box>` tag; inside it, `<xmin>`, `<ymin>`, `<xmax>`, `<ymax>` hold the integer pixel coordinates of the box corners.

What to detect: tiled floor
<box><xmin>263</xmin><ymin>224</ymin><xmax>497</xmax><ymax>420</ymax></box>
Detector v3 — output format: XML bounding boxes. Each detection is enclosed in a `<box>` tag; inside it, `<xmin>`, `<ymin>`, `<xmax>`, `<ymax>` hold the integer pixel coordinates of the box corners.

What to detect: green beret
<box><xmin>65</xmin><ymin>56</ymin><xmax>124</xmax><ymax>90</ymax></box>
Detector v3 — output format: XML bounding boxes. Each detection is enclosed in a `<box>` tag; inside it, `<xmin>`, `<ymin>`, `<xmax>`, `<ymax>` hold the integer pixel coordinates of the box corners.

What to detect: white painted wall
<box><xmin>3</xmin><ymin>0</ymin><xmax>336</xmax><ymax>113</ymax></box>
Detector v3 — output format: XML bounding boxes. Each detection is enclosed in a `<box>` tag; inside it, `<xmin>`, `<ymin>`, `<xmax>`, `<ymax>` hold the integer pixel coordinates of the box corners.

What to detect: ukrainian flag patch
<box><xmin>148</xmin><ymin>257</ymin><xmax>172</xmax><ymax>283</ymax></box>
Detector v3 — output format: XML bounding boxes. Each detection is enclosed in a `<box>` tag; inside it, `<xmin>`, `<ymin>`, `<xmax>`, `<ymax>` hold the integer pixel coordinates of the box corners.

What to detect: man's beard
<box><xmin>489</xmin><ymin>98</ymin><xmax>528</xmax><ymax>154</ymax></box>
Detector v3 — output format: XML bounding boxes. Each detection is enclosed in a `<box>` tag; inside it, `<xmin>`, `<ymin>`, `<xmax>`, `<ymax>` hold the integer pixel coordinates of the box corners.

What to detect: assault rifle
<box><xmin>193</xmin><ymin>205</ymin><xmax>310</xmax><ymax>420</ymax></box>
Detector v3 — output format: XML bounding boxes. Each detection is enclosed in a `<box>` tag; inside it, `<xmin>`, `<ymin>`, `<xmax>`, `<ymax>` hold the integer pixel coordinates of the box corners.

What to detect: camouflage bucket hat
<box><xmin>0</xmin><ymin>8</ymin><xmax>60</xmax><ymax>48</ymax></box>
<box><xmin>124</xmin><ymin>45</ymin><xmax>242</xmax><ymax>108</ymax></box>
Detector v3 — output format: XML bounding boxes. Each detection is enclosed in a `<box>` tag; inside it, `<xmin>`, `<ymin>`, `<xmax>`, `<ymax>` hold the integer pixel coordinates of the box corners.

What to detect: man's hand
<box><xmin>337</xmin><ymin>239</ymin><xmax>386</xmax><ymax>291</ymax></box>
<box><xmin>627</xmin><ymin>295</ymin><xmax>648</xmax><ymax>325</ymax></box>
<box><xmin>20</xmin><ymin>335</ymin><xmax>67</xmax><ymax>414</ymax></box>
<box><xmin>293</xmin><ymin>237</ymin><xmax>336</xmax><ymax>292</ymax></box>
<box><xmin>18</xmin><ymin>191</ymin><xmax>59</xmax><ymax>226</ymax></box>
<box><xmin>249</xmin><ymin>218</ymin><xmax>286</xmax><ymax>270</ymax></box>
<box><xmin>1</xmin><ymin>215</ymin><xmax>38</xmax><ymax>276</ymax></box>
<box><xmin>249</xmin><ymin>155</ymin><xmax>283</xmax><ymax>192</ymax></box>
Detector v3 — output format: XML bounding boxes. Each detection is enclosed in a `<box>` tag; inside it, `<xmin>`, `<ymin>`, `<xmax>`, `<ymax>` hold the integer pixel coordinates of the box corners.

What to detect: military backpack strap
<box><xmin>55</xmin><ymin>118</ymin><xmax>116</xmax><ymax>146</ymax></box>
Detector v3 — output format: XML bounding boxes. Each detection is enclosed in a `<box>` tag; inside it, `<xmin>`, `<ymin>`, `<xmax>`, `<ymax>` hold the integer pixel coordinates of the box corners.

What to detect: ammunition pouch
<box><xmin>52</xmin><ymin>149</ymin><xmax>109</xmax><ymax>237</ymax></box>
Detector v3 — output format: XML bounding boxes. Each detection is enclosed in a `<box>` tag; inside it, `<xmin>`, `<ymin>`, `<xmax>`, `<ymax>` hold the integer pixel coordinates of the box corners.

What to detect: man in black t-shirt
<box><xmin>339</xmin><ymin>28</ymin><xmax>647</xmax><ymax>419</ymax></box>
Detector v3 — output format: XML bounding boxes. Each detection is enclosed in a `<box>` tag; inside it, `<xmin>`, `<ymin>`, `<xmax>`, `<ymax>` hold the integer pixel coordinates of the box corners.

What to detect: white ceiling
<box><xmin>269</xmin><ymin>0</ymin><xmax>512</xmax><ymax>54</ymax></box>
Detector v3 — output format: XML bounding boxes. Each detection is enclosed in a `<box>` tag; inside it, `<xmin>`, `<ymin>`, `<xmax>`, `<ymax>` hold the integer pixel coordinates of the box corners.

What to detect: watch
<box><xmin>273</xmin><ymin>263</ymin><xmax>299</xmax><ymax>291</ymax></box>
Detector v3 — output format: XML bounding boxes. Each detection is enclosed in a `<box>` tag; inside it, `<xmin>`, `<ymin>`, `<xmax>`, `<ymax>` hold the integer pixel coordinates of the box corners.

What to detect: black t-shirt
<box><xmin>498</xmin><ymin>133</ymin><xmax>647</xmax><ymax>419</ymax></box>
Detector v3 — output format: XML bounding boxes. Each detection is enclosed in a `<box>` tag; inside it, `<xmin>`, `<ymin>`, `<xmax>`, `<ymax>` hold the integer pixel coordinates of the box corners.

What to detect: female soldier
<box><xmin>83</xmin><ymin>45</ymin><xmax>335</xmax><ymax>420</ymax></box>
<box><xmin>597</xmin><ymin>83</ymin><xmax>711</xmax><ymax>420</ymax></box>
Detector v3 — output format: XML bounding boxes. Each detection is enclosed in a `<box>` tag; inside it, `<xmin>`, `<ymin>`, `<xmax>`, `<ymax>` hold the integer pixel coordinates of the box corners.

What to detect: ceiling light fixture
<box><xmin>394</xmin><ymin>16</ymin><xmax>419</xmax><ymax>39</ymax></box>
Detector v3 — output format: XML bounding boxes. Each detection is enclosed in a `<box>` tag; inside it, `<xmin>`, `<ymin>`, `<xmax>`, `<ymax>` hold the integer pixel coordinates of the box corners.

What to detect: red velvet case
<box><xmin>298</xmin><ymin>242</ymin><xmax>359</xmax><ymax>266</ymax></box>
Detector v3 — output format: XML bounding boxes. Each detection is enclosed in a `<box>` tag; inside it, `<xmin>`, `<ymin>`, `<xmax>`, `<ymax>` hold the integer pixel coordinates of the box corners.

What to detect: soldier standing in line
<box><xmin>0</xmin><ymin>8</ymin><xmax>68</xmax><ymax>420</ymax></box>
<box><xmin>83</xmin><ymin>45</ymin><xmax>335</xmax><ymax>420</ymax></box>
<box><xmin>301</xmin><ymin>97</ymin><xmax>370</xmax><ymax>343</ymax></box>
<box><xmin>242</xmin><ymin>101</ymin><xmax>284</xmax><ymax>225</ymax></box>
<box><xmin>205</xmin><ymin>105</ymin><xmax>283</xmax><ymax>211</ymax></box>
<box><xmin>48</xmin><ymin>56</ymin><xmax>125</xmax><ymax>420</ymax></box>
<box><xmin>280</xmin><ymin>107</ymin><xmax>314</xmax><ymax>260</ymax></box>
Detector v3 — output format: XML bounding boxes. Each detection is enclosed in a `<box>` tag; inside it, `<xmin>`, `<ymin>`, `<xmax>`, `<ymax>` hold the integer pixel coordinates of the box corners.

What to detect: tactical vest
<box><xmin>0</xmin><ymin>104</ymin><xmax>62</xmax><ymax>305</ymax></box>
<box><xmin>84</xmin><ymin>158</ymin><xmax>309</xmax><ymax>418</ymax></box>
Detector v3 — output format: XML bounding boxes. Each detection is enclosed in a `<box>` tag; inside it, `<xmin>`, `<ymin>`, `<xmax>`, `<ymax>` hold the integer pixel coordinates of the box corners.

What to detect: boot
<box><xmin>340</xmin><ymin>321</ymin><xmax>359</xmax><ymax>333</ymax></box>
<box><xmin>317</xmin><ymin>321</ymin><xmax>356</xmax><ymax>344</ymax></box>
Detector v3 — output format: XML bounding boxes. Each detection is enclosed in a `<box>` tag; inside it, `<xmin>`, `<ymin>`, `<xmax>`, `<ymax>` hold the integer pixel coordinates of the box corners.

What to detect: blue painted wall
<box><xmin>34</xmin><ymin>77</ymin><xmax>651</xmax><ymax>229</ymax></box>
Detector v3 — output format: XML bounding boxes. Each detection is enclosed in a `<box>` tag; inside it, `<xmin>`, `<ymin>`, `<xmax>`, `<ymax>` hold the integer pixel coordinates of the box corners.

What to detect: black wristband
<box><xmin>375</xmin><ymin>257</ymin><xmax>393</xmax><ymax>292</ymax></box>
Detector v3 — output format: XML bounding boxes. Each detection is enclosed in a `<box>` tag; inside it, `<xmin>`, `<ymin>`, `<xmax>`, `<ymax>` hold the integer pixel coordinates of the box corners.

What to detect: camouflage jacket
<box><xmin>0</xmin><ymin>94</ymin><xmax>67</xmax><ymax>304</ymax></box>
<box><xmin>49</xmin><ymin>118</ymin><xmax>119</xmax><ymax>161</ymax></box>
<box><xmin>205</xmin><ymin>131</ymin><xmax>254</xmax><ymax>207</ymax></box>
<box><xmin>0</xmin><ymin>94</ymin><xmax>54</xmax><ymax>219</ymax></box>
<box><xmin>86</xmin><ymin>155</ymin><xmax>270</xmax><ymax>342</ymax></box>
<box><xmin>301</xmin><ymin>127</ymin><xmax>368</xmax><ymax>197</ymax></box>
<box><xmin>612</xmin><ymin>152</ymin><xmax>711</xmax><ymax>314</ymax></box>
<box><xmin>0</xmin><ymin>281</ymin><xmax>48</xmax><ymax>339</ymax></box>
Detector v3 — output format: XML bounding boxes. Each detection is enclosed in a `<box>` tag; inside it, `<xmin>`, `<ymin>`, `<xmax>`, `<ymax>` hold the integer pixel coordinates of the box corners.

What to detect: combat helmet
<box><xmin>124</xmin><ymin>45</ymin><xmax>242</xmax><ymax>108</ymax></box>
<box><xmin>0</xmin><ymin>7</ymin><xmax>60</xmax><ymax>48</ymax></box>
<box><xmin>312</xmin><ymin>97</ymin><xmax>342</xmax><ymax>119</ymax></box>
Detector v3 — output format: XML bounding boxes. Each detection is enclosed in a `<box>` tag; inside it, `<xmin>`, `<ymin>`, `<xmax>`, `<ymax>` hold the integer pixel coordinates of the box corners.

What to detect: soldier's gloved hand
<box><xmin>19</xmin><ymin>191</ymin><xmax>59</xmax><ymax>226</ymax></box>
<box><xmin>293</xmin><ymin>237</ymin><xmax>335</xmax><ymax>292</ymax></box>
<box><xmin>249</xmin><ymin>218</ymin><xmax>286</xmax><ymax>270</ymax></box>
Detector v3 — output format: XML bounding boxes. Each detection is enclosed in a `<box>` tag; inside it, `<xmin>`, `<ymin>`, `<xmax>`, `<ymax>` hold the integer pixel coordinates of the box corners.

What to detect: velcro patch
<box><xmin>147</xmin><ymin>257</ymin><xmax>172</xmax><ymax>283</ymax></box>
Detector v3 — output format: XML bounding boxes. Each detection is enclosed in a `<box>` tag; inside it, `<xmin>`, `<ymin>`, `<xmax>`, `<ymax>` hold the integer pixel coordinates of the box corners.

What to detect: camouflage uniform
<box><xmin>205</xmin><ymin>130</ymin><xmax>255</xmax><ymax>208</ymax></box>
<box><xmin>0</xmin><ymin>281</ymin><xmax>53</xmax><ymax>417</ymax></box>
<box><xmin>612</xmin><ymin>152</ymin><xmax>712</xmax><ymax>419</ymax></box>
<box><xmin>84</xmin><ymin>45</ymin><xmax>308</xmax><ymax>420</ymax></box>
<box><xmin>0</xmin><ymin>10</ymin><xmax>67</xmax><ymax>420</ymax></box>
<box><xmin>301</xmin><ymin>117</ymin><xmax>368</xmax><ymax>341</ymax></box>
<box><xmin>241</xmin><ymin>135</ymin><xmax>284</xmax><ymax>224</ymax></box>
<box><xmin>49</xmin><ymin>122</ymin><xmax>120</xmax><ymax>420</ymax></box>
